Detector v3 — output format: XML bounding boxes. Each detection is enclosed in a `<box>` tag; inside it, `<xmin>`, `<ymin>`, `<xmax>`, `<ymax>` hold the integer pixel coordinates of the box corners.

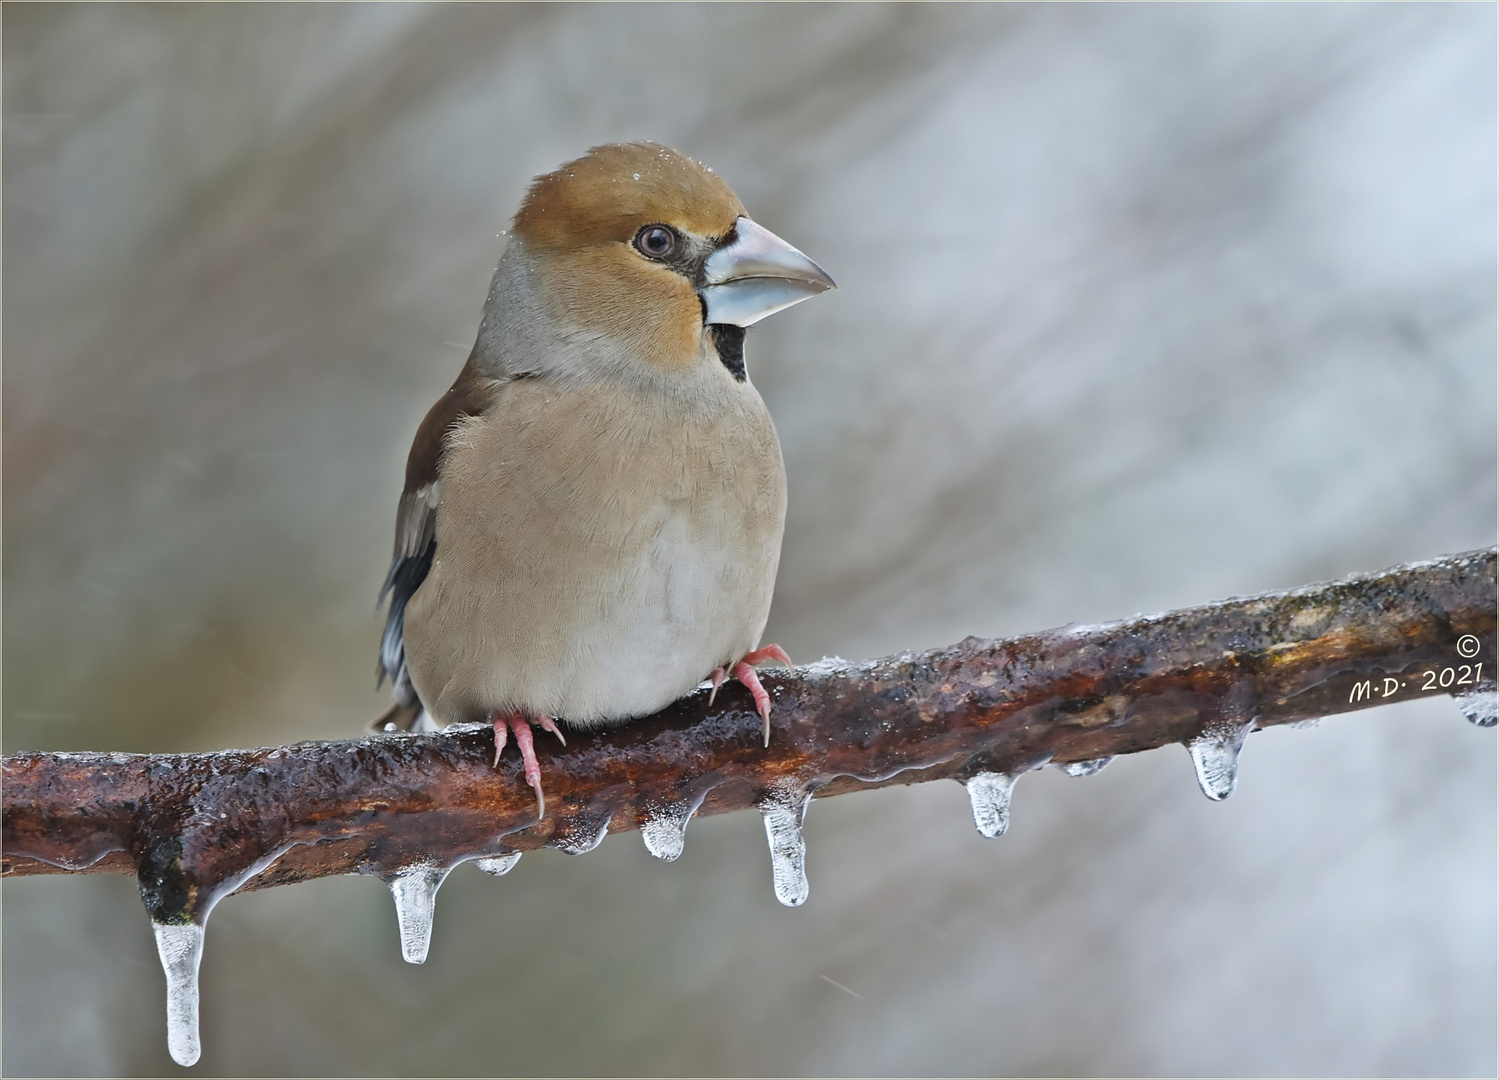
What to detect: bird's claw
<box><xmin>712</xmin><ymin>644</ymin><xmax>793</xmax><ymax>747</ymax></box>
<box><xmin>741</xmin><ymin>644</ymin><xmax>793</xmax><ymax>668</ymax></box>
<box><xmin>536</xmin><ymin>713</ymin><xmax>566</xmax><ymax>746</ymax></box>
<box><xmin>491</xmin><ymin>712</ymin><xmax>559</xmax><ymax>819</ymax></box>
<box><xmin>707</xmin><ymin>666</ymin><xmax>728</xmax><ymax>706</ymax></box>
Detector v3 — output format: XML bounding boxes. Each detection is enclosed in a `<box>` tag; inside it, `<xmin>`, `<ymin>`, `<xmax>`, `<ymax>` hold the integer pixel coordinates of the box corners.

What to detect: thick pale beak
<box><xmin>700</xmin><ymin>217</ymin><xmax>836</xmax><ymax>327</ymax></box>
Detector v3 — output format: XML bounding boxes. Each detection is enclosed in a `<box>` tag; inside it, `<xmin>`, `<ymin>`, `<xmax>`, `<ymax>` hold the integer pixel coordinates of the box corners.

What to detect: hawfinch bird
<box><xmin>377</xmin><ymin>143</ymin><xmax>834</xmax><ymax>816</ymax></box>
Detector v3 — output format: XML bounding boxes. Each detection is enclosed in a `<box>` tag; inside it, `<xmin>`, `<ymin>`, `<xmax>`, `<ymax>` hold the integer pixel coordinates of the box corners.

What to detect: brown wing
<box><xmin>376</xmin><ymin>359</ymin><xmax>502</xmax><ymax>725</ymax></box>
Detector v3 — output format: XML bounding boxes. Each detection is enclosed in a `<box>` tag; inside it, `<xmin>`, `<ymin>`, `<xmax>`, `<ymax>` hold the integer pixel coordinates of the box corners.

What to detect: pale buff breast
<box><xmin>402</xmin><ymin>374</ymin><xmax>786</xmax><ymax>728</ymax></box>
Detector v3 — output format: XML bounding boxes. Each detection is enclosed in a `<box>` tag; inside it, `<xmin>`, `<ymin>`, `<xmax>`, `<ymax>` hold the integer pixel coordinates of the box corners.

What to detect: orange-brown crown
<box><xmin>513</xmin><ymin>142</ymin><xmax>745</xmax><ymax>251</ymax></box>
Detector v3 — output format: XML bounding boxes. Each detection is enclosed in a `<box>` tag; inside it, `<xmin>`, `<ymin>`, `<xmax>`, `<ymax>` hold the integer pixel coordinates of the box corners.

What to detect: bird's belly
<box><xmin>550</xmin><ymin>514</ymin><xmax>762</xmax><ymax>723</ymax></box>
<box><xmin>407</xmin><ymin>497</ymin><xmax>778</xmax><ymax>729</ymax></box>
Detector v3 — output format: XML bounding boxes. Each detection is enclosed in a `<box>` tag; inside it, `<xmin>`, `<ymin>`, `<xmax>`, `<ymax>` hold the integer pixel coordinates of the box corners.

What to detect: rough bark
<box><xmin>4</xmin><ymin>548</ymin><xmax>1494</xmax><ymax>926</ymax></box>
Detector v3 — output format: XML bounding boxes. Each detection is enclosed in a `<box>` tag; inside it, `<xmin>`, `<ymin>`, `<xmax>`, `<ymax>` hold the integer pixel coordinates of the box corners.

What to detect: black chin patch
<box><xmin>708</xmin><ymin>324</ymin><xmax>747</xmax><ymax>382</ymax></box>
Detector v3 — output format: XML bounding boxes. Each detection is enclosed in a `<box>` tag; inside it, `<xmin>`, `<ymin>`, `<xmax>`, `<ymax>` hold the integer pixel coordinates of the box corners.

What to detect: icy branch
<box><xmin>3</xmin><ymin>545</ymin><xmax>1492</xmax><ymax>909</ymax></box>
<box><xmin>1</xmin><ymin>547</ymin><xmax>1492</xmax><ymax>915</ymax></box>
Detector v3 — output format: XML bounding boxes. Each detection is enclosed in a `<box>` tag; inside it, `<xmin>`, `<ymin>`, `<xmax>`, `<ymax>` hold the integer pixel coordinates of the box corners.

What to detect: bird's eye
<box><xmin>634</xmin><ymin>225</ymin><xmax>677</xmax><ymax>259</ymax></box>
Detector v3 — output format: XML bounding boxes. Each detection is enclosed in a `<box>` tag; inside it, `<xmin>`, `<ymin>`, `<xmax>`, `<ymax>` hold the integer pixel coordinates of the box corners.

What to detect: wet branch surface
<box><xmin>4</xmin><ymin>548</ymin><xmax>1495</xmax><ymax>926</ymax></box>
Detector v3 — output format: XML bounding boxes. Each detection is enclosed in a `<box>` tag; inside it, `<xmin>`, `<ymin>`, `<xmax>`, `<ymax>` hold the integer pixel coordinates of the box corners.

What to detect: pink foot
<box><xmin>710</xmin><ymin>644</ymin><xmax>793</xmax><ymax>747</ymax></box>
<box><xmin>492</xmin><ymin>712</ymin><xmax>566</xmax><ymax>820</ymax></box>
<box><xmin>741</xmin><ymin>644</ymin><xmax>792</xmax><ymax>668</ymax></box>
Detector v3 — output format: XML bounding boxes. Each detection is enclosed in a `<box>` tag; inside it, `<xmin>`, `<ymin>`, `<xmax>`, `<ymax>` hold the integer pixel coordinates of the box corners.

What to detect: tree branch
<box><xmin>4</xmin><ymin>548</ymin><xmax>1495</xmax><ymax>926</ymax></box>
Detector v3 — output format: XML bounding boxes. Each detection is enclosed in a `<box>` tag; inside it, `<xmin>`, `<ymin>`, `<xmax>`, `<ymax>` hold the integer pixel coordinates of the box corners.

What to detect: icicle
<box><xmin>554</xmin><ymin>817</ymin><xmax>610</xmax><ymax>855</ymax></box>
<box><xmin>152</xmin><ymin>921</ymin><xmax>205</xmax><ymax>1068</ymax></box>
<box><xmin>1060</xmin><ymin>757</ymin><xmax>1112</xmax><ymax>777</ymax></box>
<box><xmin>1187</xmin><ymin>723</ymin><xmax>1251</xmax><ymax>801</ymax></box>
<box><xmin>640</xmin><ymin>800</ymin><xmax>698</xmax><ymax>862</ymax></box>
<box><xmin>386</xmin><ymin>865</ymin><xmax>450</xmax><ymax>964</ymax></box>
<box><xmin>472</xmin><ymin>852</ymin><xmax>521</xmax><ymax>876</ymax></box>
<box><xmin>1455</xmin><ymin>687</ymin><xmax>1497</xmax><ymax>727</ymax></box>
<box><xmin>963</xmin><ymin>771</ymin><xmax>1016</xmax><ymax>838</ymax></box>
<box><xmin>759</xmin><ymin>789</ymin><xmax>811</xmax><ymax>906</ymax></box>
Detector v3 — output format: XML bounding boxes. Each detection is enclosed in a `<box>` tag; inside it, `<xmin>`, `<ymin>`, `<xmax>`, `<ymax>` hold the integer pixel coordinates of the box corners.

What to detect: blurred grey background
<box><xmin>4</xmin><ymin>3</ymin><xmax>1495</xmax><ymax>1076</ymax></box>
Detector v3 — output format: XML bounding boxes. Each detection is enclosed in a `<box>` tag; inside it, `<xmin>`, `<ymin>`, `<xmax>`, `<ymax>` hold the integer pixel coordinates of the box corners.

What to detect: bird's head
<box><xmin>504</xmin><ymin>142</ymin><xmax>834</xmax><ymax>382</ymax></box>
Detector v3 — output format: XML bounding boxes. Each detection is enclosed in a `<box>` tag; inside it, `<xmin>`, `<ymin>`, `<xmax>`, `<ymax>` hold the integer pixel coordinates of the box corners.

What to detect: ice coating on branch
<box><xmin>759</xmin><ymin>788</ymin><xmax>811</xmax><ymax>906</ymax></box>
<box><xmin>1060</xmin><ymin>757</ymin><xmax>1113</xmax><ymax>777</ymax></box>
<box><xmin>799</xmin><ymin>655</ymin><xmax>851</xmax><ymax>678</ymax></box>
<box><xmin>472</xmin><ymin>852</ymin><xmax>521</xmax><ymax>876</ymax></box>
<box><xmin>640</xmin><ymin>800</ymin><xmax>697</xmax><ymax>861</ymax></box>
<box><xmin>153</xmin><ymin>921</ymin><xmax>205</xmax><ymax>1067</ymax></box>
<box><xmin>964</xmin><ymin>771</ymin><xmax>1016</xmax><ymax>837</ymax></box>
<box><xmin>1187</xmin><ymin>723</ymin><xmax>1251</xmax><ymax>801</ymax></box>
<box><xmin>386</xmin><ymin>865</ymin><xmax>450</xmax><ymax>964</ymax></box>
<box><xmin>1455</xmin><ymin>687</ymin><xmax>1497</xmax><ymax>727</ymax></box>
